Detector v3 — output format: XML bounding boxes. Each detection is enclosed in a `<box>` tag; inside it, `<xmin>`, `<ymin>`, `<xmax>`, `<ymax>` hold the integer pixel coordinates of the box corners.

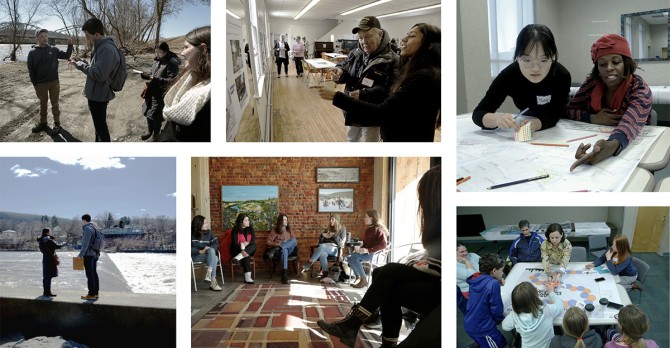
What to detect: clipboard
<box><xmin>73</xmin><ymin>257</ymin><xmax>84</xmax><ymax>270</ymax></box>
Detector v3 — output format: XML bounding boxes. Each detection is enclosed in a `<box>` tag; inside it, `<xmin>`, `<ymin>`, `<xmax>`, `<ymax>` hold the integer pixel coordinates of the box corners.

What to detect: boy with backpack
<box><xmin>77</xmin><ymin>214</ymin><xmax>102</xmax><ymax>300</ymax></box>
<box><xmin>70</xmin><ymin>17</ymin><xmax>126</xmax><ymax>142</ymax></box>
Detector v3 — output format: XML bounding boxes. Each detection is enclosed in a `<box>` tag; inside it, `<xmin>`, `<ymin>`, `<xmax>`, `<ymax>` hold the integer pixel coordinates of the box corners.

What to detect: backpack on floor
<box><xmin>328</xmin><ymin>264</ymin><xmax>342</xmax><ymax>282</ymax></box>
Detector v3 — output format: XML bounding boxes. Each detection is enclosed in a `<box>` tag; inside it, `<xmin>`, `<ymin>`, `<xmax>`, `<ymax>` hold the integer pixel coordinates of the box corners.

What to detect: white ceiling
<box><xmin>227</xmin><ymin>0</ymin><xmax>441</xmax><ymax>21</ymax></box>
<box><xmin>639</xmin><ymin>12</ymin><xmax>669</xmax><ymax>26</ymax></box>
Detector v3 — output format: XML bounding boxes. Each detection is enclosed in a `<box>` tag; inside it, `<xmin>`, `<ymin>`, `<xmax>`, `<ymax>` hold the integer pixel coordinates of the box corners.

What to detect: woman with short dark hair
<box><xmin>140</xmin><ymin>41</ymin><xmax>180</xmax><ymax>141</ymax></box>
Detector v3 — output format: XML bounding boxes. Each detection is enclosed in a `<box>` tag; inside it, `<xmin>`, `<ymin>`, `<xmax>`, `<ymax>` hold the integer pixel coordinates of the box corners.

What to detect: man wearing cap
<box><xmin>27</xmin><ymin>29</ymin><xmax>73</xmax><ymax>135</ymax></box>
<box><xmin>567</xmin><ymin>33</ymin><xmax>652</xmax><ymax>171</ymax></box>
<box><xmin>329</xmin><ymin>16</ymin><xmax>398</xmax><ymax>142</ymax></box>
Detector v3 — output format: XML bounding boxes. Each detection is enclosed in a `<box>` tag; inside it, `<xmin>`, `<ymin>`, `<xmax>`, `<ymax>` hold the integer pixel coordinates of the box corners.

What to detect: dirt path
<box><xmin>0</xmin><ymin>53</ymin><xmax>165</xmax><ymax>142</ymax></box>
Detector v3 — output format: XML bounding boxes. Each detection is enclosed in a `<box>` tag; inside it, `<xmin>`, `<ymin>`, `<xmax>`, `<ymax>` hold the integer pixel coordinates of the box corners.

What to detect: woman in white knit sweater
<box><xmin>161</xmin><ymin>25</ymin><xmax>211</xmax><ymax>142</ymax></box>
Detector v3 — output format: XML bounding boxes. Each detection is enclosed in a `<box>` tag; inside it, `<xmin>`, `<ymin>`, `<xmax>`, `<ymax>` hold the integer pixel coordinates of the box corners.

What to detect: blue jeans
<box><xmin>309</xmin><ymin>244</ymin><xmax>338</xmax><ymax>271</ymax></box>
<box><xmin>347</xmin><ymin>252</ymin><xmax>374</xmax><ymax>277</ymax></box>
<box><xmin>84</xmin><ymin>254</ymin><xmax>100</xmax><ymax>296</ymax></box>
<box><xmin>279</xmin><ymin>238</ymin><xmax>297</xmax><ymax>270</ymax></box>
<box><xmin>88</xmin><ymin>100</ymin><xmax>110</xmax><ymax>142</ymax></box>
<box><xmin>192</xmin><ymin>248</ymin><xmax>218</xmax><ymax>278</ymax></box>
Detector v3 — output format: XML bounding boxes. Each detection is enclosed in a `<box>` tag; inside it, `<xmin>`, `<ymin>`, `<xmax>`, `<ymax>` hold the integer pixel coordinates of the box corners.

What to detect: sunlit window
<box><xmin>487</xmin><ymin>0</ymin><xmax>534</xmax><ymax>76</ymax></box>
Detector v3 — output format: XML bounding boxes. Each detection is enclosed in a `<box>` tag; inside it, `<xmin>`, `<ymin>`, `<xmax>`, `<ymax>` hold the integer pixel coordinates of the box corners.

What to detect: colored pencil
<box><xmin>487</xmin><ymin>174</ymin><xmax>550</xmax><ymax>190</ymax></box>
<box><xmin>457</xmin><ymin>176</ymin><xmax>471</xmax><ymax>185</ymax></box>
<box><xmin>530</xmin><ymin>142</ymin><xmax>569</xmax><ymax>147</ymax></box>
<box><xmin>566</xmin><ymin>134</ymin><xmax>598</xmax><ymax>142</ymax></box>
<box><xmin>513</xmin><ymin>107</ymin><xmax>530</xmax><ymax>120</ymax></box>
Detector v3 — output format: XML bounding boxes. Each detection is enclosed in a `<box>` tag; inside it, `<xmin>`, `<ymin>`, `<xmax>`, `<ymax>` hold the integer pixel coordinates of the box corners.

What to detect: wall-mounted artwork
<box><xmin>316</xmin><ymin>167</ymin><xmax>360</xmax><ymax>183</ymax></box>
<box><xmin>222</xmin><ymin>185</ymin><xmax>278</xmax><ymax>230</ymax></box>
<box><xmin>235</xmin><ymin>72</ymin><xmax>248</xmax><ymax>104</ymax></box>
<box><xmin>230</xmin><ymin>39</ymin><xmax>243</xmax><ymax>74</ymax></box>
<box><xmin>318</xmin><ymin>188</ymin><xmax>354</xmax><ymax>213</ymax></box>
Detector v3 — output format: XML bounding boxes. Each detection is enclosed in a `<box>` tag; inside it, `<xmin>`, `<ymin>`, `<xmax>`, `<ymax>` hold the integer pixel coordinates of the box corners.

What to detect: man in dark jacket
<box><xmin>508</xmin><ymin>219</ymin><xmax>544</xmax><ymax>266</ymax></box>
<box><xmin>27</xmin><ymin>29</ymin><xmax>73</xmax><ymax>135</ymax></box>
<box><xmin>330</xmin><ymin>16</ymin><xmax>398</xmax><ymax>142</ymax></box>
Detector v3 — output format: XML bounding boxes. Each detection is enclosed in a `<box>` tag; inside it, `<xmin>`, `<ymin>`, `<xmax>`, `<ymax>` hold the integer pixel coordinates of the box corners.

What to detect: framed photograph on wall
<box><xmin>221</xmin><ymin>185</ymin><xmax>278</xmax><ymax>230</ymax></box>
<box><xmin>318</xmin><ymin>188</ymin><xmax>354</xmax><ymax>213</ymax></box>
<box><xmin>316</xmin><ymin>167</ymin><xmax>360</xmax><ymax>183</ymax></box>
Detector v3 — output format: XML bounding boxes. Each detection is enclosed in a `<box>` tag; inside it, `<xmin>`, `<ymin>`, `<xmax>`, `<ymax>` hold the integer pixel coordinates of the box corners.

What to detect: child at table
<box><xmin>464</xmin><ymin>254</ymin><xmax>507</xmax><ymax>348</ymax></box>
<box><xmin>502</xmin><ymin>281</ymin><xmax>564</xmax><ymax>348</ymax></box>
<box><xmin>541</xmin><ymin>223</ymin><xmax>572</xmax><ymax>282</ymax></box>
<box><xmin>604</xmin><ymin>305</ymin><xmax>659</xmax><ymax>348</ymax></box>
<box><xmin>586</xmin><ymin>234</ymin><xmax>638</xmax><ymax>290</ymax></box>
<box><xmin>549</xmin><ymin>307</ymin><xmax>603</xmax><ymax>348</ymax></box>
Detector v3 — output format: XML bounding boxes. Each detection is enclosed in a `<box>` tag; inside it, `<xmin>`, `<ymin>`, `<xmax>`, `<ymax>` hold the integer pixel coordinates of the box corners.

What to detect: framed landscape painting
<box><xmin>316</xmin><ymin>167</ymin><xmax>359</xmax><ymax>183</ymax></box>
<box><xmin>222</xmin><ymin>185</ymin><xmax>278</xmax><ymax>230</ymax></box>
<box><xmin>317</xmin><ymin>188</ymin><xmax>354</xmax><ymax>213</ymax></box>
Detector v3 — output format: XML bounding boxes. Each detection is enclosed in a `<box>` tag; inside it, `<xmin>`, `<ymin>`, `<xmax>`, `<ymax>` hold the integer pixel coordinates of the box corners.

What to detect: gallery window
<box><xmin>488</xmin><ymin>0</ymin><xmax>534</xmax><ymax>76</ymax></box>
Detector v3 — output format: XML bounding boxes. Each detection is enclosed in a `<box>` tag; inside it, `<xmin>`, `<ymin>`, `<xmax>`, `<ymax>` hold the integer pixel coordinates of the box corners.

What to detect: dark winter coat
<box><xmin>230</xmin><ymin>227</ymin><xmax>256</xmax><ymax>256</ymax></box>
<box><xmin>142</xmin><ymin>52</ymin><xmax>181</xmax><ymax>120</ymax></box>
<box><xmin>38</xmin><ymin>235</ymin><xmax>65</xmax><ymax>278</ymax></box>
<box><xmin>27</xmin><ymin>44</ymin><xmax>73</xmax><ymax>85</ymax></box>
<box><xmin>335</xmin><ymin>29</ymin><xmax>398</xmax><ymax>126</ymax></box>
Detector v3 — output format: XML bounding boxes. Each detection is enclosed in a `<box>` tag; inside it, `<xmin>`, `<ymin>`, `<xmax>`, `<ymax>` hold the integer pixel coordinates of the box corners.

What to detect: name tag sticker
<box><xmin>361</xmin><ymin>77</ymin><xmax>374</xmax><ymax>87</ymax></box>
<box><xmin>537</xmin><ymin>95</ymin><xmax>551</xmax><ymax>105</ymax></box>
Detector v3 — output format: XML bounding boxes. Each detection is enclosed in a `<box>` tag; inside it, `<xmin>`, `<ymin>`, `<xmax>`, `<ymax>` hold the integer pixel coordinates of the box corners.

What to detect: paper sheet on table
<box><xmin>575</xmin><ymin>222</ymin><xmax>610</xmax><ymax>236</ymax></box>
<box><xmin>456</xmin><ymin>115</ymin><xmax>663</xmax><ymax>192</ymax></box>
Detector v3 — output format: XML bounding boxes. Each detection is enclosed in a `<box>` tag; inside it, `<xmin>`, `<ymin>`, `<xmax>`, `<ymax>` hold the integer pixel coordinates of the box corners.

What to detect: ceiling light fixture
<box><xmin>294</xmin><ymin>0</ymin><xmax>321</xmax><ymax>20</ymax></box>
<box><xmin>340</xmin><ymin>0</ymin><xmax>392</xmax><ymax>16</ymax></box>
<box><xmin>377</xmin><ymin>4</ymin><xmax>441</xmax><ymax>19</ymax></box>
<box><xmin>226</xmin><ymin>9</ymin><xmax>242</xmax><ymax>19</ymax></box>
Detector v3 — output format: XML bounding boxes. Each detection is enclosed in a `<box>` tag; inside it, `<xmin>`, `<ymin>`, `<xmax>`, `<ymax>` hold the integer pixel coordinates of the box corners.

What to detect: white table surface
<box><xmin>502</xmin><ymin>262</ymin><xmax>630</xmax><ymax>326</ymax></box>
<box><xmin>456</xmin><ymin>114</ymin><xmax>665</xmax><ymax>192</ymax></box>
<box><xmin>323</xmin><ymin>53</ymin><xmax>347</xmax><ymax>59</ymax></box>
<box><xmin>305</xmin><ymin>58</ymin><xmax>337</xmax><ymax>69</ymax></box>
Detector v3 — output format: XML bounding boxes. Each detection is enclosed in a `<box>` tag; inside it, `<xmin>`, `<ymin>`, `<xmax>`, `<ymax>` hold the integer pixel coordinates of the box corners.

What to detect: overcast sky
<box><xmin>0</xmin><ymin>157</ymin><xmax>176</xmax><ymax>219</ymax></box>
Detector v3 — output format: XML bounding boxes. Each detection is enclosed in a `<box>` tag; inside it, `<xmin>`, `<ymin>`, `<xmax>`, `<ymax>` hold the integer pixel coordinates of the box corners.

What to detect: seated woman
<box><xmin>567</xmin><ymin>34</ymin><xmax>652</xmax><ymax>171</ymax></box>
<box><xmin>346</xmin><ymin>209</ymin><xmax>388</xmax><ymax>288</ymax></box>
<box><xmin>586</xmin><ymin>234</ymin><xmax>637</xmax><ymax>289</ymax></box>
<box><xmin>456</xmin><ymin>242</ymin><xmax>479</xmax><ymax>299</ymax></box>
<box><xmin>604</xmin><ymin>305</ymin><xmax>658</xmax><ymax>348</ymax></box>
<box><xmin>302</xmin><ymin>214</ymin><xmax>347</xmax><ymax>277</ymax></box>
<box><xmin>540</xmin><ymin>223</ymin><xmax>572</xmax><ymax>282</ymax></box>
<box><xmin>266</xmin><ymin>213</ymin><xmax>297</xmax><ymax>284</ymax></box>
<box><xmin>230</xmin><ymin>213</ymin><xmax>256</xmax><ymax>284</ymax></box>
<box><xmin>318</xmin><ymin>23</ymin><xmax>441</xmax><ymax>142</ymax></box>
<box><xmin>318</xmin><ymin>165</ymin><xmax>441</xmax><ymax>348</ymax></box>
<box><xmin>472</xmin><ymin>24</ymin><xmax>571</xmax><ymax>133</ymax></box>
<box><xmin>191</xmin><ymin>215</ymin><xmax>221</xmax><ymax>291</ymax></box>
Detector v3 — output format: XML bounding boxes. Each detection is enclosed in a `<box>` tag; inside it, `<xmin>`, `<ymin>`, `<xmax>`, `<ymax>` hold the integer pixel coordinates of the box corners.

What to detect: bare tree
<box><xmin>2</xmin><ymin>0</ymin><xmax>42</xmax><ymax>61</ymax></box>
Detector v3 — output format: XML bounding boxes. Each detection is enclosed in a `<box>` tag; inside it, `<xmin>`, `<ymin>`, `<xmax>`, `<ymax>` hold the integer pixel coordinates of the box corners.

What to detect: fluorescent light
<box><xmin>226</xmin><ymin>9</ymin><xmax>241</xmax><ymax>19</ymax></box>
<box><xmin>341</xmin><ymin>0</ymin><xmax>392</xmax><ymax>16</ymax></box>
<box><xmin>377</xmin><ymin>4</ymin><xmax>441</xmax><ymax>18</ymax></box>
<box><xmin>294</xmin><ymin>0</ymin><xmax>321</xmax><ymax>20</ymax></box>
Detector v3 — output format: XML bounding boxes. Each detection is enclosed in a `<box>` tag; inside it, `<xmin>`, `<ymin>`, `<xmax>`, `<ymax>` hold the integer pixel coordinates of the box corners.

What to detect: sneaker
<box><xmin>204</xmin><ymin>267</ymin><xmax>212</xmax><ymax>282</ymax></box>
<box><xmin>31</xmin><ymin>122</ymin><xmax>48</xmax><ymax>133</ymax></box>
<box><xmin>302</xmin><ymin>261</ymin><xmax>312</xmax><ymax>273</ymax></box>
<box><xmin>48</xmin><ymin>124</ymin><xmax>62</xmax><ymax>135</ymax></box>
<box><xmin>210</xmin><ymin>279</ymin><xmax>222</xmax><ymax>291</ymax></box>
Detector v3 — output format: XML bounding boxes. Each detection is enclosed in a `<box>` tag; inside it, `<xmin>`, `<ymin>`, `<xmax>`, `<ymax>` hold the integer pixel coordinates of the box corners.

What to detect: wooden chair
<box><xmin>269</xmin><ymin>246</ymin><xmax>300</xmax><ymax>278</ymax></box>
<box><xmin>191</xmin><ymin>250</ymin><xmax>224</xmax><ymax>292</ymax></box>
<box><xmin>230</xmin><ymin>256</ymin><xmax>256</xmax><ymax>283</ymax></box>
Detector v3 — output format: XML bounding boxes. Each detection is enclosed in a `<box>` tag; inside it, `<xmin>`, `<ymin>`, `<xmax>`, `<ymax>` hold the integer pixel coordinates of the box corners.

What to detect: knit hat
<box><xmin>36</xmin><ymin>29</ymin><xmax>48</xmax><ymax>37</ymax></box>
<box><xmin>330</xmin><ymin>214</ymin><xmax>341</xmax><ymax>223</ymax></box>
<box><xmin>591</xmin><ymin>34</ymin><xmax>631</xmax><ymax>63</ymax></box>
<box><xmin>352</xmin><ymin>16</ymin><xmax>381</xmax><ymax>34</ymax></box>
<box><xmin>157</xmin><ymin>41</ymin><xmax>170</xmax><ymax>52</ymax></box>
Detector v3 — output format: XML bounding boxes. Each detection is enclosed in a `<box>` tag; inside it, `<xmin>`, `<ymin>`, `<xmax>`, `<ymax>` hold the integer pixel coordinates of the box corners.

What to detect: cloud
<box><xmin>49</xmin><ymin>157</ymin><xmax>126</xmax><ymax>170</ymax></box>
<box><xmin>167</xmin><ymin>192</ymin><xmax>177</xmax><ymax>197</ymax></box>
<box><xmin>10</xmin><ymin>164</ymin><xmax>39</xmax><ymax>178</ymax></box>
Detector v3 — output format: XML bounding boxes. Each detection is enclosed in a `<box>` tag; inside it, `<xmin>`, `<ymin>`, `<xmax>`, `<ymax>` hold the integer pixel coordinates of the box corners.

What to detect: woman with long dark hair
<box><xmin>37</xmin><ymin>228</ymin><xmax>65</xmax><ymax>297</ymax></box>
<box><xmin>230</xmin><ymin>213</ymin><xmax>256</xmax><ymax>284</ymax></box>
<box><xmin>266</xmin><ymin>213</ymin><xmax>298</xmax><ymax>284</ymax></box>
<box><xmin>190</xmin><ymin>215</ymin><xmax>221</xmax><ymax>291</ymax></box>
<box><xmin>160</xmin><ymin>26</ymin><xmax>211</xmax><ymax>142</ymax></box>
<box><xmin>319</xmin><ymin>23</ymin><xmax>441</xmax><ymax>142</ymax></box>
<box><xmin>318</xmin><ymin>165</ymin><xmax>441</xmax><ymax>347</ymax></box>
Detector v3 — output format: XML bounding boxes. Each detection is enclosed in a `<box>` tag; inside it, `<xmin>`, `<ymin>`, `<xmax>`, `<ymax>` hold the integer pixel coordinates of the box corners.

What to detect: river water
<box><xmin>0</xmin><ymin>44</ymin><xmax>71</xmax><ymax>63</ymax></box>
<box><xmin>0</xmin><ymin>251</ymin><xmax>176</xmax><ymax>295</ymax></box>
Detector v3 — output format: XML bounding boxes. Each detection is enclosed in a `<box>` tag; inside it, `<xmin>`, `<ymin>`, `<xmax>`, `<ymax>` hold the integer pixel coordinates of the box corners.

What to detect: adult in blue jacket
<box><xmin>509</xmin><ymin>220</ymin><xmax>544</xmax><ymax>265</ymax></box>
<box><xmin>77</xmin><ymin>214</ymin><xmax>100</xmax><ymax>300</ymax></box>
<box><xmin>586</xmin><ymin>234</ymin><xmax>637</xmax><ymax>289</ymax></box>
<box><xmin>465</xmin><ymin>254</ymin><xmax>507</xmax><ymax>348</ymax></box>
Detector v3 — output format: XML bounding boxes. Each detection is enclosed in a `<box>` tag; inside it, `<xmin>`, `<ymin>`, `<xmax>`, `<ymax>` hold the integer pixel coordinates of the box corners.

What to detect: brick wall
<box><xmin>209</xmin><ymin>157</ymin><xmax>375</xmax><ymax>274</ymax></box>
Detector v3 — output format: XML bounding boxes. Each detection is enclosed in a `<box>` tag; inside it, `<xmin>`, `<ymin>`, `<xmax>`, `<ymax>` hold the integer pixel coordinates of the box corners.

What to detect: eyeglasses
<box><xmin>518</xmin><ymin>57</ymin><xmax>553</xmax><ymax>67</ymax></box>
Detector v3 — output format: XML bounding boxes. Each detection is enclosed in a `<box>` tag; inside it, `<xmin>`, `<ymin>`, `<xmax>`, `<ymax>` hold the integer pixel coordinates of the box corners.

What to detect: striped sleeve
<box><xmin>608</xmin><ymin>75</ymin><xmax>652</xmax><ymax>149</ymax></box>
<box><xmin>566</xmin><ymin>76</ymin><xmax>598</xmax><ymax>122</ymax></box>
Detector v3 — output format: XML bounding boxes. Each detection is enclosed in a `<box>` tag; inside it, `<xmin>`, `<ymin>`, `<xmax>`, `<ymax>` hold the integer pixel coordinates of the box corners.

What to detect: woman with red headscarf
<box><xmin>567</xmin><ymin>34</ymin><xmax>652</xmax><ymax>171</ymax></box>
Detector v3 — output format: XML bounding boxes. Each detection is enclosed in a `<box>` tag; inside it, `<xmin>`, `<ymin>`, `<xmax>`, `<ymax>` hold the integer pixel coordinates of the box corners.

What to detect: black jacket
<box><xmin>336</xmin><ymin>29</ymin><xmax>398</xmax><ymax>126</ymax></box>
<box><xmin>230</xmin><ymin>227</ymin><xmax>257</xmax><ymax>256</ymax></box>
<box><xmin>38</xmin><ymin>235</ymin><xmax>65</xmax><ymax>278</ymax></box>
<box><xmin>274</xmin><ymin>40</ymin><xmax>290</xmax><ymax>62</ymax></box>
<box><xmin>27</xmin><ymin>44</ymin><xmax>73</xmax><ymax>85</ymax></box>
<box><xmin>333</xmin><ymin>68</ymin><xmax>440</xmax><ymax>141</ymax></box>
<box><xmin>171</xmin><ymin>99</ymin><xmax>211</xmax><ymax>142</ymax></box>
<box><xmin>142</xmin><ymin>52</ymin><xmax>180</xmax><ymax>120</ymax></box>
